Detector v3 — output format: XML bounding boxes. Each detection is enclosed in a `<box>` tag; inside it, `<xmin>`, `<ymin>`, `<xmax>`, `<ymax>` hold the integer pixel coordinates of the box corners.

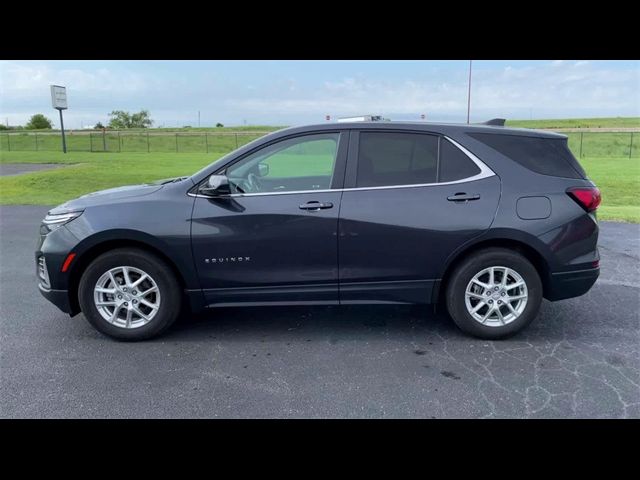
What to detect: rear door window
<box><xmin>355</xmin><ymin>132</ymin><xmax>484</xmax><ymax>187</ymax></box>
<box><xmin>356</xmin><ymin>132</ymin><xmax>438</xmax><ymax>187</ymax></box>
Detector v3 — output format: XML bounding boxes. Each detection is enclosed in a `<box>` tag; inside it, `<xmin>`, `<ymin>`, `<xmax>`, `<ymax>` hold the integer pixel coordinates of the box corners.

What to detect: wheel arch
<box><xmin>66</xmin><ymin>231</ymin><xmax>191</xmax><ymax>316</ymax></box>
<box><xmin>434</xmin><ymin>230</ymin><xmax>553</xmax><ymax>305</ymax></box>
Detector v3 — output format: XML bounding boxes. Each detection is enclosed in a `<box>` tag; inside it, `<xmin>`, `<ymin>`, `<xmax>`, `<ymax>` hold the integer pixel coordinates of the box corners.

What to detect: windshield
<box><xmin>190</xmin><ymin>150</ymin><xmax>237</xmax><ymax>180</ymax></box>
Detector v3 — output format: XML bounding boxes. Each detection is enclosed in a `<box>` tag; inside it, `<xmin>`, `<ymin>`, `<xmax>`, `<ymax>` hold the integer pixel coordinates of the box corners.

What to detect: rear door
<box><xmin>338</xmin><ymin>130</ymin><xmax>501</xmax><ymax>304</ymax></box>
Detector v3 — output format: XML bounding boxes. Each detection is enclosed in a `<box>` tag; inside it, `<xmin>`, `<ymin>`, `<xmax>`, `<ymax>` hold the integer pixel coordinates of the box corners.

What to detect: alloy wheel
<box><xmin>464</xmin><ymin>266</ymin><xmax>528</xmax><ymax>327</ymax></box>
<box><xmin>93</xmin><ymin>266</ymin><xmax>161</xmax><ymax>329</ymax></box>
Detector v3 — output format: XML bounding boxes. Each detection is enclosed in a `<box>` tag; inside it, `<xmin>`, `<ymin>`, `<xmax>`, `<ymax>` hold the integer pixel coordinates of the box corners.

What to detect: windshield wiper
<box><xmin>155</xmin><ymin>176</ymin><xmax>188</xmax><ymax>185</ymax></box>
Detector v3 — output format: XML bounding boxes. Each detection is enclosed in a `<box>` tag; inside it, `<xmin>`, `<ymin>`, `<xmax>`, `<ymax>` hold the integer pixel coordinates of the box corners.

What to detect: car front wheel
<box><xmin>78</xmin><ymin>248</ymin><xmax>182</xmax><ymax>341</ymax></box>
<box><xmin>445</xmin><ymin>248</ymin><xmax>543</xmax><ymax>339</ymax></box>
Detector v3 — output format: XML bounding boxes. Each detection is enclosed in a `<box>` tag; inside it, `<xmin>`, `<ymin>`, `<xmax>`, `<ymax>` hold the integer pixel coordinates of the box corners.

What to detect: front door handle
<box><xmin>447</xmin><ymin>193</ymin><xmax>480</xmax><ymax>202</ymax></box>
<box><xmin>299</xmin><ymin>201</ymin><xmax>334</xmax><ymax>211</ymax></box>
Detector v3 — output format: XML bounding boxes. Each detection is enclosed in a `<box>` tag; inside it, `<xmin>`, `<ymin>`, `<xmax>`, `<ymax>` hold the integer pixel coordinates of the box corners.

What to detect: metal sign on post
<box><xmin>50</xmin><ymin>85</ymin><xmax>68</xmax><ymax>153</ymax></box>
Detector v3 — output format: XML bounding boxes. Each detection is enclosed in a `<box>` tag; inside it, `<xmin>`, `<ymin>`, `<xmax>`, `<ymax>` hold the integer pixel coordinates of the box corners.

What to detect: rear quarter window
<box><xmin>439</xmin><ymin>138</ymin><xmax>481</xmax><ymax>182</ymax></box>
<box><xmin>468</xmin><ymin>133</ymin><xmax>586</xmax><ymax>179</ymax></box>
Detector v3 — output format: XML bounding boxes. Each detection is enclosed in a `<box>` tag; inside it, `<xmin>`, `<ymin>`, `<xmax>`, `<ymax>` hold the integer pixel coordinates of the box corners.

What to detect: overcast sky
<box><xmin>1</xmin><ymin>60</ymin><xmax>638</xmax><ymax>129</ymax></box>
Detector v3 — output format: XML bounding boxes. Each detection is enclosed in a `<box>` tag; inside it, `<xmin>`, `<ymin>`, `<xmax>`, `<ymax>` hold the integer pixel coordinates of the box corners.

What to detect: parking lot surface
<box><xmin>1</xmin><ymin>205</ymin><xmax>638</xmax><ymax>418</ymax></box>
<box><xmin>0</xmin><ymin>164</ymin><xmax>64</xmax><ymax>177</ymax></box>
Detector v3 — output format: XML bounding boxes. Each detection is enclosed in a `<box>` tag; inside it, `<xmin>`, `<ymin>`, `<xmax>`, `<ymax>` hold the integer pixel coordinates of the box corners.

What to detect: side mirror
<box><xmin>257</xmin><ymin>163</ymin><xmax>269</xmax><ymax>177</ymax></box>
<box><xmin>200</xmin><ymin>174</ymin><xmax>231</xmax><ymax>196</ymax></box>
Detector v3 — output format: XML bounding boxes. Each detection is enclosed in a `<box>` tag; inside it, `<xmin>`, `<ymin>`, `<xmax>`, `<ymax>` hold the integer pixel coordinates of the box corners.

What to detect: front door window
<box><xmin>225</xmin><ymin>133</ymin><xmax>340</xmax><ymax>194</ymax></box>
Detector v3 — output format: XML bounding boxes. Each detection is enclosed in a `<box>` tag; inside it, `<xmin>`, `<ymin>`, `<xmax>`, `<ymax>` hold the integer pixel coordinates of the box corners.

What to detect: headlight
<box><xmin>41</xmin><ymin>210</ymin><xmax>84</xmax><ymax>233</ymax></box>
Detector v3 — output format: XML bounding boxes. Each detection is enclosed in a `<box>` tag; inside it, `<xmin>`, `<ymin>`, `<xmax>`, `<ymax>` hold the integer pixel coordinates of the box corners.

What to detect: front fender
<box><xmin>66</xmin><ymin>228</ymin><xmax>201</xmax><ymax>290</ymax></box>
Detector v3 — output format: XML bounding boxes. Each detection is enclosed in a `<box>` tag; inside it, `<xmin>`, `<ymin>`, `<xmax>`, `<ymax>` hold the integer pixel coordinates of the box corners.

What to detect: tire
<box><xmin>78</xmin><ymin>248</ymin><xmax>182</xmax><ymax>341</ymax></box>
<box><xmin>445</xmin><ymin>248</ymin><xmax>542</xmax><ymax>340</ymax></box>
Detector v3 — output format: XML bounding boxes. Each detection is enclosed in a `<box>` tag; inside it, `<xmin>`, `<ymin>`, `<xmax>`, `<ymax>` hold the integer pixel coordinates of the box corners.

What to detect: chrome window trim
<box><xmin>444</xmin><ymin>136</ymin><xmax>495</xmax><ymax>180</ymax></box>
<box><xmin>190</xmin><ymin>135</ymin><xmax>495</xmax><ymax>199</ymax></box>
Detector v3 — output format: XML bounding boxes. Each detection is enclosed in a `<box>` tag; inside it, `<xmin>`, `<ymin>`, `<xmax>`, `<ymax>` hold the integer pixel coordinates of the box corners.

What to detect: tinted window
<box><xmin>357</xmin><ymin>132</ymin><xmax>438</xmax><ymax>187</ymax></box>
<box><xmin>469</xmin><ymin>133</ymin><xmax>586</xmax><ymax>179</ymax></box>
<box><xmin>439</xmin><ymin>139</ymin><xmax>481</xmax><ymax>182</ymax></box>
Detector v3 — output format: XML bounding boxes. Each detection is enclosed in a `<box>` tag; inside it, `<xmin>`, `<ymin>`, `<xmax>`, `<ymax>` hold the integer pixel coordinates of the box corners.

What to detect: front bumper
<box><xmin>545</xmin><ymin>267</ymin><xmax>600</xmax><ymax>301</ymax></box>
<box><xmin>38</xmin><ymin>283</ymin><xmax>73</xmax><ymax>314</ymax></box>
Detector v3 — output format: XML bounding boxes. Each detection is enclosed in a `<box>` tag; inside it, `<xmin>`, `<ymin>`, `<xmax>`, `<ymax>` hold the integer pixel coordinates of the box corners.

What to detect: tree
<box><xmin>216</xmin><ymin>122</ymin><xmax>224</xmax><ymax>128</ymax></box>
<box><xmin>94</xmin><ymin>122</ymin><xmax>105</xmax><ymax>129</ymax></box>
<box><xmin>108</xmin><ymin>109</ymin><xmax>153</xmax><ymax>129</ymax></box>
<box><xmin>25</xmin><ymin>114</ymin><xmax>53</xmax><ymax>130</ymax></box>
<box><xmin>130</xmin><ymin>109</ymin><xmax>153</xmax><ymax>128</ymax></box>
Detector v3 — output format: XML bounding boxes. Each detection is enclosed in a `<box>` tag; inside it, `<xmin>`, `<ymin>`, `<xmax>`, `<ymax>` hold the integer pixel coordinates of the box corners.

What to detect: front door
<box><xmin>338</xmin><ymin>130</ymin><xmax>501</xmax><ymax>304</ymax></box>
<box><xmin>191</xmin><ymin>132</ymin><xmax>347</xmax><ymax>306</ymax></box>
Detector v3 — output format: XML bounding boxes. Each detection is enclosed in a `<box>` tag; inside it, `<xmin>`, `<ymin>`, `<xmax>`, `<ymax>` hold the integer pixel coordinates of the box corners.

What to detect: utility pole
<box><xmin>58</xmin><ymin>110</ymin><xmax>67</xmax><ymax>153</ymax></box>
<box><xmin>198</xmin><ymin>111</ymin><xmax>201</xmax><ymax>128</ymax></box>
<box><xmin>466</xmin><ymin>60</ymin><xmax>473</xmax><ymax>124</ymax></box>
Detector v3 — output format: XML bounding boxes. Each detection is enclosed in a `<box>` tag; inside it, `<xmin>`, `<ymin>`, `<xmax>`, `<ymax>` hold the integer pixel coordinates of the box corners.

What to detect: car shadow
<box><xmin>165</xmin><ymin>304</ymin><xmax>462</xmax><ymax>342</ymax></box>
<box><xmin>160</xmin><ymin>294</ymin><xmax>620</xmax><ymax>345</ymax></box>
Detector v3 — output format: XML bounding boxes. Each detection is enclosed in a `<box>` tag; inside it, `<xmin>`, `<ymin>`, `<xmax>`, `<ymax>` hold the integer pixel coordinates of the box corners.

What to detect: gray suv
<box><xmin>36</xmin><ymin>119</ymin><xmax>600</xmax><ymax>340</ymax></box>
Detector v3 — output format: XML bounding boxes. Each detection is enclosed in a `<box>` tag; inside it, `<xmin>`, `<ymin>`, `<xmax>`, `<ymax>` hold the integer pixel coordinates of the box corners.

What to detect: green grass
<box><xmin>580</xmin><ymin>157</ymin><xmax>640</xmax><ymax>223</ymax></box>
<box><xmin>506</xmin><ymin>117</ymin><xmax>640</xmax><ymax>129</ymax></box>
<box><xmin>0</xmin><ymin>151</ymin><xmax>218</xmax><ymax>205</ymax></box>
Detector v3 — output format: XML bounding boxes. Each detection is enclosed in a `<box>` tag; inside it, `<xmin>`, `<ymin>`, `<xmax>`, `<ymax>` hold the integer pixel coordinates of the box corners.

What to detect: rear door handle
<box><xmin>299</xmin><ymin>201</ymin><xmax>334</xmax><ymax>211</ymax></box>
<box><xmin>447</xmin><ymin>193</ymin><xmax>480</xmax><ymax>202</ymax></box>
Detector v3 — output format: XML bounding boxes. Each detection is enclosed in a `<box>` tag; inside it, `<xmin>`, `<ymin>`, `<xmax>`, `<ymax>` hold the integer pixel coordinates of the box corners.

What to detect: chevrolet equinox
<box><xmin>36</xmin><ymin>119</ymin><xmax>600</xmax><ymax>340</ymax></box>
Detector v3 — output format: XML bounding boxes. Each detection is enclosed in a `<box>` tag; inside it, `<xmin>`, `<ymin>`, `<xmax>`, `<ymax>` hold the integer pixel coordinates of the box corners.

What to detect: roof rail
<box><xmin>482</xmin><ymin>118</ymin><xmax>506</xmax><ymax>126</ymax></box>
<box><xmin>336</xmin><ymin>115</ymin><xmax>389</xmax><ymax>123</ymax></box>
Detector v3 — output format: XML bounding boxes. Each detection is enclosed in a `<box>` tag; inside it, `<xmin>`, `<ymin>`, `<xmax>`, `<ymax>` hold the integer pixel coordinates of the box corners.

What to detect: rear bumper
<box><xmin>38</xmin><ymin>283</ymin><xmax>73</xmax><ymax>314</ymax></box>
<box><xmin>545</xmin><ymin>267</ymin><xmax>599</xmax><ymax>301</ymax></box>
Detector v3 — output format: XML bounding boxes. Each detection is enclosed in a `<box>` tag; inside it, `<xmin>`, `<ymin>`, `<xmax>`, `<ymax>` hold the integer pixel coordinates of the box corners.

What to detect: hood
<box><xmin>49</xmin><ymin>183</ymin><xmax>165</xmax><ymax>214</ymax></box>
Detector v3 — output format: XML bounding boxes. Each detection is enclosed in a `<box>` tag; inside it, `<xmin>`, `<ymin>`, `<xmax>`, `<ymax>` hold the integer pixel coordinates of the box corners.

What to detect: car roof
<box><xmin>273</xmin><ymin>121</ymin><xmax>567</xmax><ymax>139</ymax></box>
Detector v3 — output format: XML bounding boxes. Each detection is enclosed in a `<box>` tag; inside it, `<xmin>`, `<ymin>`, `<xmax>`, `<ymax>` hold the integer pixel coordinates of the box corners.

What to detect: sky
<box><xmin>0</xmin><ymin>60</ymin><xmax>638</xmax><ymax>129</ymax></box>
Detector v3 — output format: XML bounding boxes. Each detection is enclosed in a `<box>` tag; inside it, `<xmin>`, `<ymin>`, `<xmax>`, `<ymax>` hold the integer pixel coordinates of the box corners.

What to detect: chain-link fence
<box><xmin>565</xmin><ymin>131</ymin><xmax>637</xmax><ymax>158</ymax></box>
<box><xmin>0</xmin><ymin>130</ymin><xmax>638</xmax><ymax>158</ymax></box>
<box><xmin>0</xmin><ymin>131</ymin><xmax>267</xmax><ymax>154</ymax></box>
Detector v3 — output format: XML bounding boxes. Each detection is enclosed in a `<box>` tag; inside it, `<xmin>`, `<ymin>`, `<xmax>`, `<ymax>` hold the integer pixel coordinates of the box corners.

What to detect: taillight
<box><xmin>567</xmin><ymin>186</ymin><xmax>601</xmax><ymax>212</ymax></box>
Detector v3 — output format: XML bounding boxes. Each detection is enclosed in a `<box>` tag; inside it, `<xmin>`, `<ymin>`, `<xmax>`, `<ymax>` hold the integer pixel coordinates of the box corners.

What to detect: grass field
<box><xmin>506</xmin><ymin>117</ymin><xmax>639</xmax><ymax>129</ymax></box>
<box><xmin>0</xmin><ymin>152</ymin><xmax>214</xmax><ymax>204</ymax></box>
<box><xmin>0</xmin><ymin>150</ymin><xmax>637</xmax><ymax>222</ymax></box>
<box><xmin>579</xmin><ymin>157</ymin><xmax>639</xmax><ymax>222</ymax></box>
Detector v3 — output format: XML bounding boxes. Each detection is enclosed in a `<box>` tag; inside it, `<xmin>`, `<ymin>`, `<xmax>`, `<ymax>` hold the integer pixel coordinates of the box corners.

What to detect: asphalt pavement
<box><xmin>0</xmin><ymin>164</ymin><xmax>65</xmax><ymax>177</ymax></box>
<box><xmin>1</xmin><ymin>205</ymin><xmax>638</xmax><ymax>418</ymax></box>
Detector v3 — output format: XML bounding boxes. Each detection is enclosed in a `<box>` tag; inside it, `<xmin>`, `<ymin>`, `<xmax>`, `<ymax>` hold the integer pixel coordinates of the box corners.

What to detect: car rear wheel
<box><xmin>78</xmin><ymin>248</ymin><xmax>182</xmax><ymax>341</ymax></box>
<box><xmin>445</xmin><ymin>248</ymin><xmax>542</xmax><ymax>339</ymax></box>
